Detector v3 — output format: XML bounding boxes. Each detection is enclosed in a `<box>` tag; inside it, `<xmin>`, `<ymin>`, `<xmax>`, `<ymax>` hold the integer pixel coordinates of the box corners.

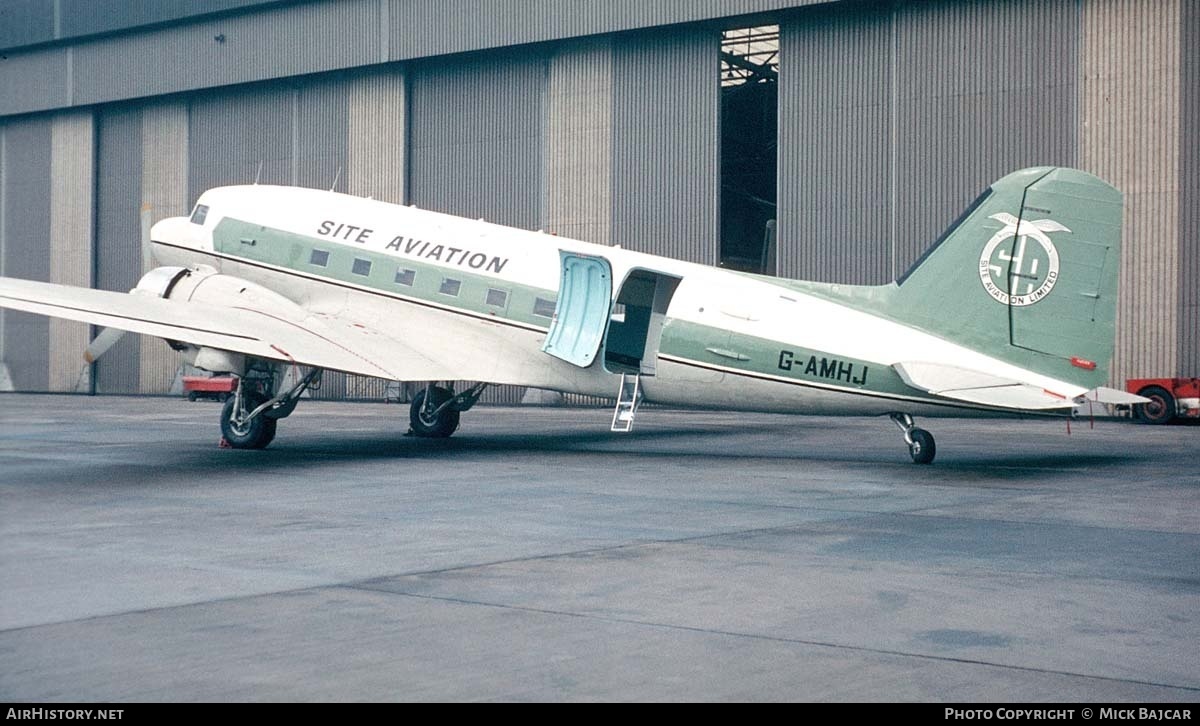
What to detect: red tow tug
<box><xmin>1126</xmin><ymin>378</ymin><xmax>1200</xmax><ymax>424</ymax></box>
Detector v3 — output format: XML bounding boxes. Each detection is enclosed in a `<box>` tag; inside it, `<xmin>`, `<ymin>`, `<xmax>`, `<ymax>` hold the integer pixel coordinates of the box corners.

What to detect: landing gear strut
<box><xmin>220</xmin><ymin>366</ymin><xmax>322</xmax><ymax>449</ymax></box>
<box><xmin>221</xmin><ymin>391</ymin><xmax>277</xmax><ymax>449</ymax></box>
<box><xmin>889</xmin><ymin>412</ymin><xmax>936</xmax><ymax>464</ymax></box>
<box><xmin>408</xmin><ymin>382</ymin><xmax>488</xmax><ymax>438</ymax></box>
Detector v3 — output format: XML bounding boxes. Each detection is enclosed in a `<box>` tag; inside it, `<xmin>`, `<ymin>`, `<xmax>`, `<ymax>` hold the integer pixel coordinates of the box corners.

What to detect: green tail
<box><xmin>784</xmin><ymin>167</ymin><xmax>1123</xmax><ymax>389</ymax></box>
<box><xmin>893</xmin><ymin>167</ymin><xmax>1123</xmax><ymax>388</ymax></box>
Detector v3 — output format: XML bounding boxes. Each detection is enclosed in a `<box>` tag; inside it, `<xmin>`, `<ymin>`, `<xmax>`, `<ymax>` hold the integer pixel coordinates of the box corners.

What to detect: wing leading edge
<box><xmin>0</xmin><ymin>276</ymin><xmax>447</xmax><ymax>381</ymax></box>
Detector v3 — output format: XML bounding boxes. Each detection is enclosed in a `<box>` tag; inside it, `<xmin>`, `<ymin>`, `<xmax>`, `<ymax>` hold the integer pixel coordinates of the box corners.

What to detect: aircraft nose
<box><xmin>148</xmin><ymin>216</ymin><xmax>199</xmax><ymax>267</ymax></box>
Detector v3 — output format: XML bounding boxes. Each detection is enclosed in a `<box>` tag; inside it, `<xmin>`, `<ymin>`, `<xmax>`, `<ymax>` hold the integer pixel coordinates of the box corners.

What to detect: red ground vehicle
<box><xmin>182</xmin><ymin>375</ymin><xmax>237</xmax><ymax>402</ymax></box>
<box><xmin>1126</xmin><ymin>378</ymin><xmax>1200</xmax><ymax>424</ymax></box>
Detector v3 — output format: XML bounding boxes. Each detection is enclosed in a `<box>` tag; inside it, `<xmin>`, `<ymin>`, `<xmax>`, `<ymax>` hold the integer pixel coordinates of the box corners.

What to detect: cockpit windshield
<box><xmin>189</xmin><ymin>204</ymin><xmax>209</xmax><ymax>225</ymax></box>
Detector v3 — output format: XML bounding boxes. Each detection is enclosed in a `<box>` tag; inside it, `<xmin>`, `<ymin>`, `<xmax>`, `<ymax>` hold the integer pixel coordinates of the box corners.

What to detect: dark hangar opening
<box><xmin>719</xmin><ymin>24</ymin><xmax>779</xmax><ymax>275</ymax></box>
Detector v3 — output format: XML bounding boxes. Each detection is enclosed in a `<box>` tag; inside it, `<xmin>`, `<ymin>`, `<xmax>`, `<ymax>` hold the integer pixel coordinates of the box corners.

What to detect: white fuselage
<box><xmin>150</xmin><ymin>185</ymin><xmax>1085</xmax><ymax>418</ymax></box>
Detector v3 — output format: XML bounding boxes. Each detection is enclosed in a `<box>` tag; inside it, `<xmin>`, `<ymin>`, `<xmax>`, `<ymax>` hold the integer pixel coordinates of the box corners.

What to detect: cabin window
<box><xmin>532</xmin><ymin>297</ymin><xmax>557</xmax><ymax>318</ymax></box>
<box><xmin>439</xmin><ymin>278</ymin><xmax>461</xmax><ymax>297</ymax></box>
<box><xmin>352</xmin><ymin>258</ymin><xmax>372</xmax><ymax>277</ymax></box>
<box><xmin>394</xmin><ymin>268</ymin><xmax>416</xmax><ymax>286</ymax></box>
<box><xmin>309</xmin><ymin>249</ymin><xmax>330</xmax><ymax>267</ymax></box>
<box><xmin>189</xmin><ymin>204</ymin><xmax>209</xmax><ymax>225</ymax></box>
<box><xmin>485</xmin><ymin>288</ymin><xmax>508</xmax><ymax>308</ymax></box>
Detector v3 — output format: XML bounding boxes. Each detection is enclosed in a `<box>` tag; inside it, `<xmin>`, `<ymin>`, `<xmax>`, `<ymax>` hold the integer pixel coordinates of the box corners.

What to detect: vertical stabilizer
<box><xmin>890</xmin><ymin>167</ymin><xmax>1123</xmax><ymax>388</ymax></box>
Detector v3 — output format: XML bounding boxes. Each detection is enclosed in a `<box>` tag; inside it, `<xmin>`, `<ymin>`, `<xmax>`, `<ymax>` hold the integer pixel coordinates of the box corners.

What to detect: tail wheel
<box><xmin>908</xmin><ymin>428</ymin><xmax>936</xmax><ymax>464</ymax></box>
<box><xmin>220</xmin><ymin>394</ymin><xmax>278</xmax><ymax>449</ymax></box>
<box><xmin>1135</xmin><ymin>386</ymin><xmax>1175</xmax><ymax>425</ymax></box>
<box><xmin>409</xmin><ymin>386</ymin><xmax>461</xmax><ymax>438</ymax></box>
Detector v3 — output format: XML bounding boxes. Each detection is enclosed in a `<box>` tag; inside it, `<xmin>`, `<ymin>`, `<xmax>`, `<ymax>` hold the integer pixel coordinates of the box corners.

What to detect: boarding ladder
<box><xmin>610</xmin><ymin>373</ymin><xmax>642</xmax><ymax>433</ymax></box>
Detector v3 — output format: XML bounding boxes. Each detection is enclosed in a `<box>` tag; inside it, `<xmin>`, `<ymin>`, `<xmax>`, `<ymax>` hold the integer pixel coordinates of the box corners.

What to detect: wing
<box><xmin>0</xmin><ymin>276</ymin><xmax>451</xmax><ymax>381</ymax></box>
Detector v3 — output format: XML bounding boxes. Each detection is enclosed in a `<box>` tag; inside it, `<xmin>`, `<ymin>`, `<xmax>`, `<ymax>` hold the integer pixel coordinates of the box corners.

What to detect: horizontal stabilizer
<box><xmin>1074</xmin><ymin>387</ymin><xmax>1149</xmax><ymax>405</ymax></box>
<box><xmin>894</xmin><ymin>361</ymin><xmax>1076</xmax><ymax>410</ymax></box>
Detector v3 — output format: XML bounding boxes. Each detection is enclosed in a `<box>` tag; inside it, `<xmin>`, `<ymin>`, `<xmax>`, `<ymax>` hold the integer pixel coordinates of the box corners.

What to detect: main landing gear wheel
<box><xmin>889</xmin><ymin>412</ymin><xmax>936</xmax><ymax>464</ymax></box>
<box><xmin>409</xmin><ymin>385</ymin><xmax>461</xmax><ymax>438</ymax></box>
<box><xmin>1134</xmin><ymin>386</ymin><xmax>1175</xmax><ymax>425</ymax></box>
<box><xmin>221</xmin><ymin>394</ymin><xmax>277</xmax><ymax>449</ymax></box>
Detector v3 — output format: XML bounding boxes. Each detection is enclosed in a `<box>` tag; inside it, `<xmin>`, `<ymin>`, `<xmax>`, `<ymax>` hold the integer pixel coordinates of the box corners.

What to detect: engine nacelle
<box><xmin>134</xmin><ymin>266</ymin><xmax>308</xmax><ymax>374</ymax></box>
<box><xmin>135</xmin><ymin>265</ymin><xmax>308</xmax><ymax>322</ymax></box>
<box><xmin>132</xmin><ymin>266</ymin><xmax>193</xmax><ymax>299</ymax></box>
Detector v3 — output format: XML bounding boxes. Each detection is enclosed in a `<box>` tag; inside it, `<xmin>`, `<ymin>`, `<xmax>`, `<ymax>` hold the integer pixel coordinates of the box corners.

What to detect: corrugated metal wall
<box><xmin>545</xmin><ymin>37</ymin><xmax>613</xmax><ymax>245</ymax></box>
<box><xmin>611</xmin><ymin>27</ymin><xmax>719</xmax><ymax>264</ymax></box>
<box><xmin>0</xmin><ymin>0</ymin><xmax>283</xmax><ymax>50</ymax></box>
<box><xmin>188</xmin><ymin>83</ymin><xmax>295</xmax><ymax>194</ymax></box>
<box><xmin>892</xmin><ymin>0</ymin><xmax>1077</xmax><ymax>274</ymax></box>
<box><xmin>57</xmin><ymin>0</ymin><xmax>282</xmax><ymax>40</ymax></box>
<box><xmin>1081</xmin><ymin>0</ymin><xmax>1182</xmax><ymax>385</ymax></box>
<box><xmin>6</xmin><ymin>0</ymin><xmax>823</xmax><ymax>58</ymax></box>
<box><xmin>94</xmin><ymin>105</ymin><xmax>144</xmax><ymax>394</ymax></box>
<box><xmin>294</xmin><ymin>75</ymin><xmax>351</xmax><ymax>192</ymax></box>
<box><xmin>389</xmin><ymin>0</ymin><xmax>817</xmax><ymax>60</ymax></box>
<box><xmin>71</xmin><ymin>0</ymin><xmax>381</xmax><ymax>109</ymax></box>
<box><xmin>47</xmin><ymin>110</ymin><xmax>94</xmax><ymax>392</ymax></box>
<box><xmin>0</xmin><ymin>48</ymin><xmax>71</xmax><ymax>120</ymax></box>
<box><xmin>1</xmin><ymin>0</ymin><xmax>830</xmax><ymax>118</ymax></box>
<box><xmin>346</xmin><ymin>69</ymin><xmax>408</xmax><ymax>205</ymax></box>
<box><xmin>408</xmin><ymin>50</ymin><xmax>545</xmax><ymax>229</ymax></box>
<box><xmin>0</xmin><ymin>117</ymin><xmax>52</xmax><ymax>392</ymax></box>
<box><xmin>141</xmin><ymin>101</ymin><xmax>191</xmax><ymax>393</ymax></box>
<box><xmin>777</xmin><ymin>4</ymin><xmax>892</xmax><ymax>283</ymax></box>
<box><xmin>778</xmin><ymin>0</ymin><xmax>1077</xmax><ymax>283</ymax></box>
<box><xmin>0</xmin><ymin>0</ymin><xmax>54</xmax><ymax>50</ymax></box>
<box><xmin>1180</xmin><ymin>0</ymin><xmax>1199</xmax><ymax>377</ymax></box>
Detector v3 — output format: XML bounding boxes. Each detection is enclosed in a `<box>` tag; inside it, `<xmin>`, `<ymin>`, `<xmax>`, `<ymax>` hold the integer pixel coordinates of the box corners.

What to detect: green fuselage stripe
<box><xmin>209</xmin><ymin>218</ymin><xmax>949</xmax><ymax>405</ymax></box>
<box><xmin>214</xmin><ymin>217</ymin><xmax>558</xmax><ymax>331</ymax></box>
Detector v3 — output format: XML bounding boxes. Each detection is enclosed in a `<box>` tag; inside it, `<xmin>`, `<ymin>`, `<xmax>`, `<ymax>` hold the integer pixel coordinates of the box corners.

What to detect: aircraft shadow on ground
<box><xmin>4</xmin><ymin>421</ymin><xmax>1150</xmax><ymax>489</ymax></box>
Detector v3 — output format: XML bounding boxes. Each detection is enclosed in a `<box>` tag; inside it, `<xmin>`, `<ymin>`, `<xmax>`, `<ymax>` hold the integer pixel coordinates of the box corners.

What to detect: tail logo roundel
<box><xmin>978</xmin><ymin>213</ymin><xmax>1069</xmax><ymax>307</ymax></box>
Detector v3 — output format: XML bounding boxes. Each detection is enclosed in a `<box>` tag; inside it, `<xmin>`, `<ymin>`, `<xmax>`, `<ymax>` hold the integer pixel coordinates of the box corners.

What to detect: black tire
<box><xmin>908</xmin><ymin>428</ymin><xmax>936</xmax><ymax>464</ymax></box>
<box><xmin>409</xmin><ymin>387</ymin><xmax>460</xmax><ymax>438</ymax></box>
<box><xmin>1135</xmin><ymin>386</ymin><xmax>1175</xmax><ymax>425</ymax></box>
<box><xmin>257</xmin><ymin>417</ymin><xmax>278</xmax><ymax>448</ymax></box>
<box><xmin>220</xmin><ymin>394</ymin><xmax>277</xmax><ymax>449</ymax></box>
<box><xmin>187</xmin><ymin>392</ymin><xmax>198</xmax><ymax>402</ymax></box>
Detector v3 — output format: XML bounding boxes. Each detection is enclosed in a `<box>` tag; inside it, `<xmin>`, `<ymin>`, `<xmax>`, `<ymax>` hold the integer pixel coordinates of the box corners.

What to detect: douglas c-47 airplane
<box><xmin>0</xmin><ymin>167</ymin><xmax>1146</xmax><ymax>463</ymax></box>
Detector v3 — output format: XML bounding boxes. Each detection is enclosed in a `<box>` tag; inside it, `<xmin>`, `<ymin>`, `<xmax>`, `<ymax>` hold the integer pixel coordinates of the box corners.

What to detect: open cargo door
<box><xmin>541</xmin><ymin>252</ymin><xmax>612</xmax><ymax>368</ymax></box>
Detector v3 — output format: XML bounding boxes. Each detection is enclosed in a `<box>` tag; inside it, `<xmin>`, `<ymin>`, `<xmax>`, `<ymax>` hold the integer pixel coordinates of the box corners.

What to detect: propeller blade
<box><xmin>83</xmin><ymin>326</ymin><xmax>126</xmax><ymax>364</ymax></box>
<box><xmin>87</xmin><ymin>205</ymin><xmax>149</xmax><ymax>367</ymax></box>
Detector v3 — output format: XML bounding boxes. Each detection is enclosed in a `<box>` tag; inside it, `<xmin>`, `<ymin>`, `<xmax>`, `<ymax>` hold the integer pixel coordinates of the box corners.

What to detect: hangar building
<box><xmin>0</xmin><ymin>0</ymin><xmax>1195</xmax><ymax>402</ymax></box>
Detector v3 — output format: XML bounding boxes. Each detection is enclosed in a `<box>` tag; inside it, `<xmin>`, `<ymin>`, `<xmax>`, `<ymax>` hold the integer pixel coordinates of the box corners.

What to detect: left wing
<box><xmin>0</xmin><ymin>276</ymin><xmax>450</xmax><ymax>381</ymax></box>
